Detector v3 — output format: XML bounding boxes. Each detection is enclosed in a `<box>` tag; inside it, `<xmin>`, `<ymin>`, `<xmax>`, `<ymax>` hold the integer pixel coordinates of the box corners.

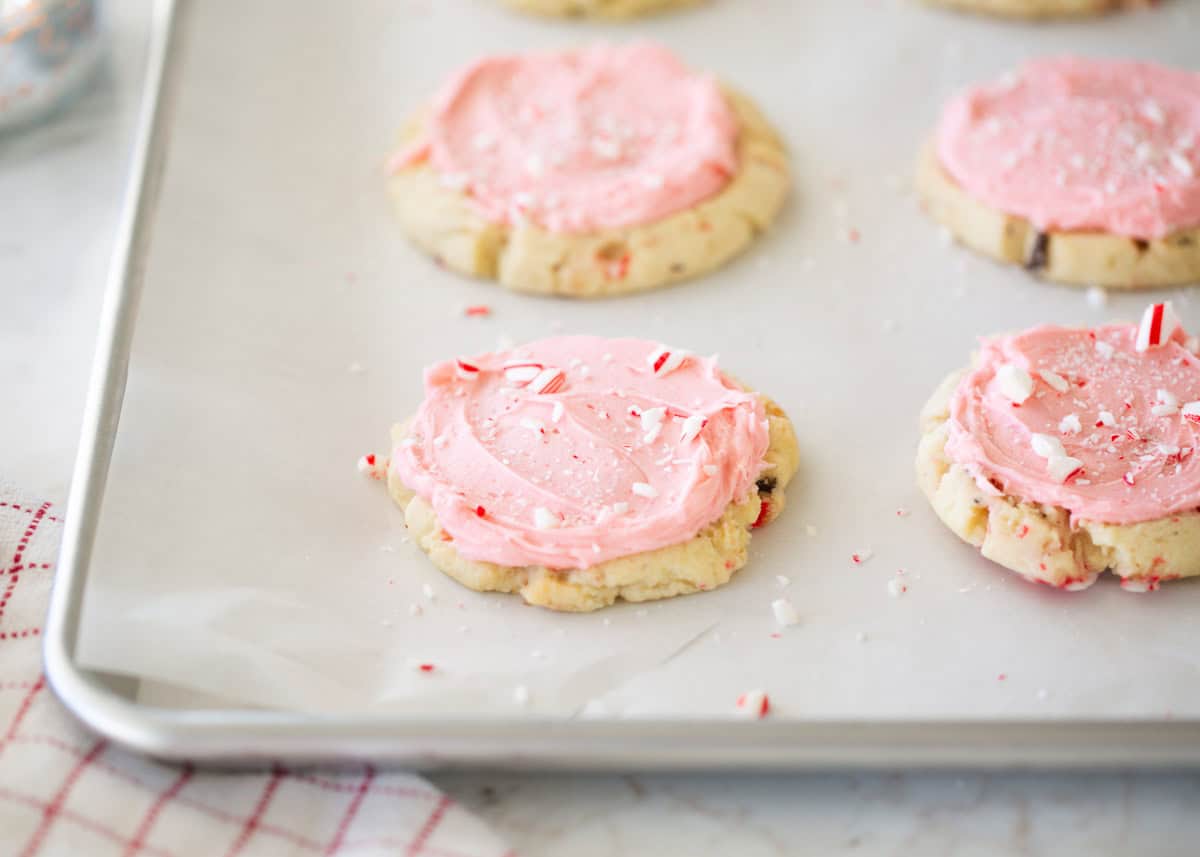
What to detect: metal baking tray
<box><xmin>44</xmin><ymin>0</ymin><xmax>1200</xmax><ymax>768</ymax></box>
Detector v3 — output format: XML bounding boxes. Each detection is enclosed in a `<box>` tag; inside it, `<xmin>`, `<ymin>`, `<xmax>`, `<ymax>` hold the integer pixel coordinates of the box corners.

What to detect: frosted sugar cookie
<box><xmin>923</xmin><ymin>0</ymin><xmax>1155</xmax><ymax>19</ymax></box>
<box><xmin>918</xmin><ymin>303</ymin><xmax>1200</xmax><ymax>592</ymax></box>
<box><xmin>502</xmin><ymin>0</ymin><xmax>701</xmax><ymax>18</ymax></box>
<box><xmin>378</xmin><ymin>336</ymin><xmax>799</xmax><ymax>612</ymax></box>
<box><xmin>387</xmin><ymin>43</ymin><xmax>789</xmax><ymax>297</ymax></box>
<box><xmin>917</xmin><ymin>57</ymin><xmax>1200</xmax><ymax>288</ymax></box>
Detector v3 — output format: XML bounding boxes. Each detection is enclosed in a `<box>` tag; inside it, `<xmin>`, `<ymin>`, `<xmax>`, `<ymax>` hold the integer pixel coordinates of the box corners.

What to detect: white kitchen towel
<box><xmin>0</xmin><ymin>485</ymin><xmax>513</xmax><ymax>857</ymax></box>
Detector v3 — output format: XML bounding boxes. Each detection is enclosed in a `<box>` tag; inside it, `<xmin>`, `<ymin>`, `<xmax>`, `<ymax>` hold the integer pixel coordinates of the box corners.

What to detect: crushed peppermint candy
<box><xmin>887</xmin><ymin>577</ymin><xmax>908</xmax><ymax>598</ymax></box>
<box><xmin>533</xmin><ymin>507</ymin><xmax>559</xmax><ymax>529</ymax></box>
<box><xmin>851</xmin><ymin>550</ymin><xmax>873</xmax><ymax>565</ymax></box>
<box><xmin>735</xmin><ymin>690</ymin><xmax>770</xmax><ymax>719</ymax></box>
<box><xmin>1047</xmin><ymin>455</ymin><xmax>1084</xmax><ymax>483</ymax></box>
<box><xmin>1182</xmin><ymin>401</ymin><xmax>1200</xmax><ymax>423</ymax></box>
<box><xmin>648</xmin><ymin>346</ymin><xmax>689</xmax><ymax>377</ymax></box>
<box><xmin>528</xmin><ymin>367</ymin><xmax>566</xmax><ymax>394</ymax></box>
<box><xmin>995</xmin><ymin>363</ymin><xmax>1034</xmax><ymax>403</ymax></box>
<box><xmin>1038</xmin><ymin>369</ymin><xmax>1070</xmax><ymax>393</ymax></box>
<box><xmin>1151</xmin><ymin>389</ymin><xmax>1180</xmax><ymax>417</ymax></box>
<box><xmin>1030</xmin><ymin>433</ymin><xmax>1066</xmax><ymax>459</ymax></box>
<box><xmin>356</xmin><ymin>453</ymin><xmax>386</xmax><ymax>480</ymax></box>
<box><xmin>455</xmin><ymin>359</ymin><xmax>481</xmax><ymax>380</ymax></box>
<box><xmin>1135</xmin><ymin>302</ymin><xmax>1182</xmax><ymax>352</ymax></box>
<box><xmin>770</xmin><ymin>599</ymin><xmax>800</xmax><ymax>627</ymax></box>
<box><xmin>631</xmin><ymin>482</ymin><xmax>658</xmax><ymax>499</ymax></box>
<box><xmin>1096</xmin><ymin>410</ymin><xmax>1116</xmax><ymax>428</ymax></box>
<box><xmin>1058</xmin><ymin>414</ymin><xmax>1082</xmax><ymax>434</ymax></box>
<box><xmin>1095</xmin><ymin>340</ymin><xmax>1116</xmax><ymax>361</ymax></box>
<box><xmin>679</xmin><ymin>413</ymin><xmax>706</xmax><ymax>444</ymax></box>
<box><xmin>504</xmin><ymin>363</ymin><xmax>542</xmax><ymax>384</ymax></box>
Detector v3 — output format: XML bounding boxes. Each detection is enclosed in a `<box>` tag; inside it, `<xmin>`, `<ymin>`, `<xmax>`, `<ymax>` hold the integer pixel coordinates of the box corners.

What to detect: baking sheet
<box><xmin>75</xmin><ymin>0</ymin><xmax>1200</xmax><ymax>721</ymax></box>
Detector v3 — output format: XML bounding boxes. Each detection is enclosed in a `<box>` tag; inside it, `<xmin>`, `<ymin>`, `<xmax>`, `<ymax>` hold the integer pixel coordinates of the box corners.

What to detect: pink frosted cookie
<box><xmin>501</xmin><ymin>0</ymin><xmax>702</xmax><ymax>18</ymax></box>
<box><xmin>375</xmin><ymin>336</ymin><xmax>798</xmax><ymax>612</ymax></box>
<box><xmin>918</xmin><ymin>302</ymin><xmax>1200</xmax><ymax>591</ymax></box>
<box><xmin>387</xmin><ymin>43</ymin><xmax>789</xmax><ymax>297</ymax></box>
<box><xmin>917</xmin><ymin>57</ymin><xmax>1200</xmax><ymax>288</ymax></box>
<box><xmin>923</xmin><ymin>0</ymin><xmax>1156</xmax><ymax>20</ymax></box>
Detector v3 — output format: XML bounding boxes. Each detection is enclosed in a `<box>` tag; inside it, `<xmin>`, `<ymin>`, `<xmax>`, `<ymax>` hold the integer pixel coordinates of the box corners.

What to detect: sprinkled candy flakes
<box><xmin>770</xmin><ymin>599</ymin><xmax>800</xmax><ymax>627</ymax></box>
<box><xmin>995</xmin><ymin>364</ymin><xmax>1034</xmax><ymax>404</ymax></box>
<box><xmin>356</xmin><ymin>453</ymin><xmax>387</xmax><ymax>480</ymax></box>
<box><xmin>648</xmin><ymin>346</ymin><xmax>690</xmax><ymax>377</ymax></box>
<box><xmin>1136</xmin><ymin>302</ymin><xmax>1182</xmax><ymax>353</ymax></box>
<box><xmin>735</xmin><ymin>690</ymin><xmax>770</xmax><ymax>719</ymax></box>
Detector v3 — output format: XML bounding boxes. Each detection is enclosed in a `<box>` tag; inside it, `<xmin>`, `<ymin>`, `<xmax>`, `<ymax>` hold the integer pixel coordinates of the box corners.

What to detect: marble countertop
<box><xmin>3</xmin><ymin>2</ymin><xmax>1197</xmax><ymax>855</ymax></box>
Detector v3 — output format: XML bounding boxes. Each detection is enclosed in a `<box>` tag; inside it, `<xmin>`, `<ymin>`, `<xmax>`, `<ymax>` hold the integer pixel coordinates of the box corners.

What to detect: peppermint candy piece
<box><xmin>1151</xmin><ymin>389</ymin><xmax>1180</xmax><ymax>417</ymax></box>
<box><xmin>648</xmin><ymin>346</ymin><xmax>690</xmax><ymax>377</ymax></box>
<box><xmin>1059</xmin><ymin>414</ymin><xmax>1082</xmax><ymax>435</ymax></box>
<box><xmin>455</xmin><ymin>359</ymin><xmax>481</xmax><ymax>380</ymax></box>
<box><xmin>528</xmin><ymin>367</ymin><xmax>566</xmax><ymax>394</ymax></box>
<box><xmin>631</xmin><ymin>482</ymin><xmax>658</xmax><ymax>499</ymax></box>
<box><xmin>1038</xmin><ymin>369</ymin><xmax>1070</xmax><ymax>393</ymax></box>
<box><xmin>995</xmin><ymin>363</ymin><xmax>1034</xmax><ymax>404</ymax></box>
<box><xmin>735</xmin><ymin>690</ymin><xmax>770</xmax><ymax>719</ymax></box>
<box><xmin>356</xmin><ymin>453</ymin><xmax>386</xmax><ymax>480</ymax></box>
<box><xmin>1182</xmin><ymin>401</ymin><xmax>1200</xmax><ymax>424</ymax></box>
<box><xmin>1135</xmin><ymin>302</ymin><xmax>1183</xmax><ymax>352</ymax></box>
<box><xmin>1046</xmin><ymin>455</ymin><xmax>1084</xmax><ymax>484</ymax></box>
<box><xmin>679</xmin><ymin>413</ymin><xmax>707</xmax><ymax>444</ymax></box>
<box><xmin>771</xmin><ymin>599</ymin><xmax>800</xmax><ymax>628</ymax></box>
<box><xmin>504</xmin><ymin>361</ymin><xmax>543</xmax><ymax>384</ymax></box>
<box><xmin>1030</xmin><ymin>433</ymin><xmax>1066</xmax><ymax>459</ymax></box>
<box><xmin>533</xmin><ymin>507</ymin><xmax>559</xmax><ymax>530</ymax></box>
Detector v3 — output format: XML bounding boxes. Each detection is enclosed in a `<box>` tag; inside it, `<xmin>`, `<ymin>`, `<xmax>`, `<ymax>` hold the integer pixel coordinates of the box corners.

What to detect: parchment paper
<box><xmin>78</xmin><ymin>0</ymin><xmax>1200</xmax><ymax>719</ymax></box>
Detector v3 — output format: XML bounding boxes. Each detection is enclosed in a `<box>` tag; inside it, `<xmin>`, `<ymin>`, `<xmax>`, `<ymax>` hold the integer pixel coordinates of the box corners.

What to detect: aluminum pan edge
<box><xmin>40</xmin><ymin>0</ymin><xmax>1200</xmax><ymax>770</ymax></box>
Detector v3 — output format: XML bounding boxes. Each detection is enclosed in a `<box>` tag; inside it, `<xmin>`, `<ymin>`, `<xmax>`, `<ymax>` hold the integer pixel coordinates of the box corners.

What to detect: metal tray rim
<box><xmin>42</xmin><ymin>0</ymin><xmax>1200</xmax><ymax>770</ymax></box>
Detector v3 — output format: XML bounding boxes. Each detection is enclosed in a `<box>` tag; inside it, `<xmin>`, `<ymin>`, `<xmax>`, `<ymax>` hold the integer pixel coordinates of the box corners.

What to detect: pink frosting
<box><xmin>391</xmin><ymin>42</ymin><xmax>738</xmax><ymax>234</ymax></box>
<box><xmin>937</xmin><ymin>57</ymin><xmax>1200</xmax><ymax>239</ymax></box>
<box><xmin>946</xmin><ymin>323</ymin><xmax>1200</xmax><ymax>525</ymax></box>
<box><xmin>392</xmin><ymin>336</ymin><xmax>770</xmax><ymax>570</ymax></box>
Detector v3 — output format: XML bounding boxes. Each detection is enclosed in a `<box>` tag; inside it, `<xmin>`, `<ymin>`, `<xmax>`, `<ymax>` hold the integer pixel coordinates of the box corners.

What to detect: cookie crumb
<box><xmin>422</xmin><ymin>583</ymin><xmax>436</xmax><ymax>601</ymax></box>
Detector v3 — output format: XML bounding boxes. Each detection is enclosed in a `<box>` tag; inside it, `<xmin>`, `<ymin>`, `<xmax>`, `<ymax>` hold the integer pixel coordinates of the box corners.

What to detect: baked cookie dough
<box><xmin>378</xmin><ymin>336</ymin><xmax>799</xmax><ymax>612</ymax></box>
<box><xmin>502</xmin><ymin>0</ymin><xmax>701</xmax><ymax>18</ymax></box>
<box><xmin>387</xmin><ymin>43</ymin><xmax>789</xmax><ymax>298</ymax></box>
<box><xmin>917</xmin><ymin>57</ymin><xmax>1200</xmax><ymax>288</ymax></box>
<box><xmin>918</xmin><ymin>305</ymin><xmax>1200</xmax><ymax>592</ymax></box>
<box><xmin>922</xmin><ymin>0</ymin><xmax>1155</xmax><ymax>19</ymax></box>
